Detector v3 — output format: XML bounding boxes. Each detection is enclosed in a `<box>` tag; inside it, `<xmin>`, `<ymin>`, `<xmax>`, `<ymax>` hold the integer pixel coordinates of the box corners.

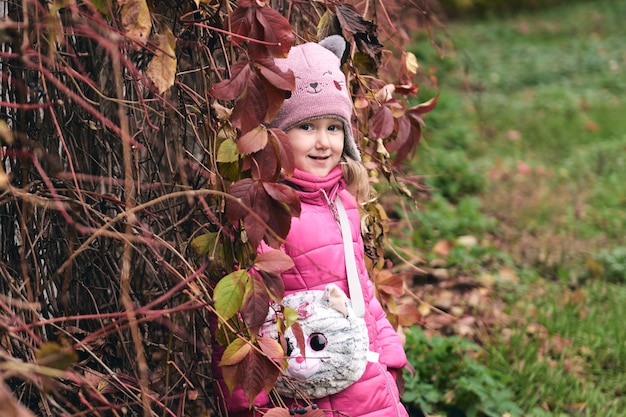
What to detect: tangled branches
<box><xmin>0</xmin><ymin>0</ymin><xmax>438</xmax><ymax>415</ymax></box>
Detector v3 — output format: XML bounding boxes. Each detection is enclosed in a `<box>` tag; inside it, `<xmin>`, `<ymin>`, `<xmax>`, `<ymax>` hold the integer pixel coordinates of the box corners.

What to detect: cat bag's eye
<box><xmin>308</xmin><ymin>333</ymin><xmax>327</xmax><ymax>351</ymax></box>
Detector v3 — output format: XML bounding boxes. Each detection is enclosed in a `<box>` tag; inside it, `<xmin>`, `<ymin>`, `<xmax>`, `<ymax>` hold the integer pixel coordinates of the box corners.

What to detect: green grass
<box><xmin>401</xmin><ymin>0</ymin><xmax>626</xmax><ymax>415</ymax></box>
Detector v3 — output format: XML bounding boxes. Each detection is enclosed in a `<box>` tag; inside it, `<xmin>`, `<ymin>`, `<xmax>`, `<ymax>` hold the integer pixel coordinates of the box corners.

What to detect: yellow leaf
<box><xmin>220</xmin><ymin>338</ymin><xmax>251</xmax><ymax>366</ymax></box>
<box><xmin>120</xmin><ymin>0</ymin><xmax>152</xmax><ymax>46</ymax></box>
<box><xmin>405</xmin><ymin>52</ymin><xmax>419</xmax><ymax>77</ymax></box>
<box><xmin>35</xmin><ymin>342</ymin><xmax>78</xmax><ymax>371</ymax></box>
<box><xmin>147</xmin><ymin>25</ymin><xmax>177</xmax><ymax>93</ymax></box>
<box><xmin>0</xmin><ymin>120</ymin><xmax>13</xmax><ymax>144</ymax></box>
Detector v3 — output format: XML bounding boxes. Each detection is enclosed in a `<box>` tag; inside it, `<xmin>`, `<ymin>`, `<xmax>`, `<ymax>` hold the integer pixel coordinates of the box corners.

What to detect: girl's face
<box><xmin>286</xmin><ymin>118</ymin><xmax>344</xmax><ymax>178</ymax></box>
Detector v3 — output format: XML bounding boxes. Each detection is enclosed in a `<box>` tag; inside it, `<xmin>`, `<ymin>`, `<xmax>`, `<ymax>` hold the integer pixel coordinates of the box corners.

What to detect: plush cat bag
<box><xmin>262</xmin><ymin>284</ymin><xmax>370</xmax><ymax>399</ymax></box>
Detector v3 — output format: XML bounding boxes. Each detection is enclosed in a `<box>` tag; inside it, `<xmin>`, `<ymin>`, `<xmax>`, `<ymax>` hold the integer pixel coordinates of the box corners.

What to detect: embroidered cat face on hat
<box><xmin>271</xmin><ymin>35</ymin><xmax>360</xmax><ymax>162</ymax></box>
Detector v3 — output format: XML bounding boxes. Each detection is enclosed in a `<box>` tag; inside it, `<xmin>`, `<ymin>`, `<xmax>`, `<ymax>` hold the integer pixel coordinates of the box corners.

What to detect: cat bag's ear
<box><xmin>325</xmin><ymin>284</ymin><xmax>348</xmax><ymax>317</ymax></box>
<box><xmin>319</xmin><ymin>35</ymin><xmax>347</xmax><ymax>61</ymax></box>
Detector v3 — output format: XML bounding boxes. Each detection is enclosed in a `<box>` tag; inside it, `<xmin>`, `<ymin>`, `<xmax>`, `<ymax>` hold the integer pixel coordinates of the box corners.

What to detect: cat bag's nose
<box><xmin>295</xmin><ymin>356</ymin><xmax>305</xmax><ymax>364</ymax></box>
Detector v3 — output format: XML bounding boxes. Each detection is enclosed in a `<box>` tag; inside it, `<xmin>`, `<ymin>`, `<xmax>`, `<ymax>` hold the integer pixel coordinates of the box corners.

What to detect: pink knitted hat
<box><xmin>271</xmin><ymin>35</ymin><xmax>361</xmax><ymax>162</ymax></box>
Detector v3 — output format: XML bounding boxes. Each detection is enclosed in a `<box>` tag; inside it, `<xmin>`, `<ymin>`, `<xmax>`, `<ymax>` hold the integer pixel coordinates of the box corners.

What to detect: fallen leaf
<box><xmin>120</xmin><ymin>0</ymin><xmax>152</xmax><ymax>46</ymax></box>
<box><xmin>146</xmin><ymin>25</ymin><xmax>177</xmax><ymax>94</ymax></box>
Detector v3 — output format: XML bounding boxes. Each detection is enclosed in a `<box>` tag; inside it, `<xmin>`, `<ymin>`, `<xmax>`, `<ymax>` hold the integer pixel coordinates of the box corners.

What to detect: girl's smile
<box><xmin>286</xmin><ymin>118</ymin><xmax>345</xmax><ymax>178</ymax></box>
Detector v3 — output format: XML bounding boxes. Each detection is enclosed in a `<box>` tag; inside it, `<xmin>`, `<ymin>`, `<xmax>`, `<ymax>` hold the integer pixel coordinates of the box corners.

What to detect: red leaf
<box><xmin>230</xmin><ymin>71</ymin><xmax>268</xmax><ymax>135</ymax></box>
<box><xmin>222</xmin><ymin>347</ymin><xmax>279</xmax><ymax>406</ymax></box>
<box><xmin>395</xmin><ymin>83</ymin><xmax>419</xmax><ymax>96</ymax></box>
<box><xmin>262</xmin><ymin>194</ymin><xmax>292</xmax><ymax>249</ymax></box>
<box><xmin>242</xmin><ymin>273</ymin><xmax>271</xmax><ymax>335</ymax></box>
<box><xmin>373</xmin><ymin>270</ymin><xmax>405</xmax><ymax>297</ymax></box>
<box><xmin>226</xmin><ymin>178</ymin><xmax>255</xmax><ymax>223</ymax></box>
<box><xmin>393</xmin><ymin>120</ymin><xmax>421</xmax><ymax>167</ymax></box>
<box><xmin>386</xmin><ymin>115</ymin><xmax>412</xmax><ymax>165</ymax></box>
<box><xmin>230</xmin><ymin>5</ymin><xmax>255</xmax><ymax>46</ymax></box>
<box><xmin>407</xmin><ymin>93</ymin><xmax>439</xmax><ymax>116</ymax></box>
<box><xmin>262</xmin><ymin>182</ymin><xmax>301</xmax><ymax>218</ymax></box>
<box><xmin>227</xmin><ymin>179</ymin><xmax>299</xmax><ymax>249</ymax></box>
<box><xmin>256</xmin><ymin>58</ymin><xmax>294</xmax><ymax>123</ymax></box>
<box><xmin>257</xmin><ymin>270</ymin><xmax>285</xmax><ymax>302</ymax></box>
<box><xmin>335</xmin><ymin>4</ymin><xmax>382</xmax><ymax>64</ymax></box>
<box><xmin>255</xmin><ymin>250</ymin><xmax>295</xmax><ymax>274</ymax></box>
<box><xmin>250</xmin><ymin>143</ymin><xmax>280</xmax><ymax>181</ymax></box>
<box><xmin>396</xmin><ymin>303</ymin><xmax>423</xmax><ymax>327</ymax></box>
<box><xmin>290</xmin><ymin>321</ymin><xmax>306</xmax><ymax>360</ymax></box>
<box><xmin>257</xmin><ymin>335</ymin><xmax>285</xmax><ymax>366</ymax></box>
<box><xmin>255</xmin><ymin>6</ymin><xmax>294</xmax><ymax>58</ymax></box>
<box><xmin>210</xmin><ymin>60</ymin><xmax>251</xmax><ymax>101</ymax></box>
<box><xmin>238</xmin><ymin>125</ymin><xmax>268</xmax><ymax>155</ymax></box>
<box><xmin>270</xmin><ymin>128</ymin><xmax>295</xmax><ymax>176</ymax></box>
<box><xmin>255</xmin><ymin>57</ymin><xmax>295</xmax><ymax>91</ymax></box>
<box><xmin>369</xmin><ymin>105</ymin><xmax>395</xmax><ymax>139</ymax></box>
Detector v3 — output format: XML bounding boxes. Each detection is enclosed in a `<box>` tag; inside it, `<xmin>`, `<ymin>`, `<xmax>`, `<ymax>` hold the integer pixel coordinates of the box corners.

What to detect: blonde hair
<box><xmin>341</xmin><ymin>156</ymin><xmax>372</xmax><ymax>205</ymax></box>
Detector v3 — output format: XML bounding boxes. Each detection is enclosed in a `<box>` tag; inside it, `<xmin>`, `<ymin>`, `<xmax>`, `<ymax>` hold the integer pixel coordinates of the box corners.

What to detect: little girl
<box><xmin>213</xmin><ymin>35</ymin><xmax>409</xmax><ymax>417</ymax></box>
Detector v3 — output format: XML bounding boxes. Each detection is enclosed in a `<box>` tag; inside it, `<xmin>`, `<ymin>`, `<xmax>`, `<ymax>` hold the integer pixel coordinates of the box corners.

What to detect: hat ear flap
<box><xmin>319</xmin><ymin>35</ymin><xmax>347</xmax><ymax>61</ymax></box>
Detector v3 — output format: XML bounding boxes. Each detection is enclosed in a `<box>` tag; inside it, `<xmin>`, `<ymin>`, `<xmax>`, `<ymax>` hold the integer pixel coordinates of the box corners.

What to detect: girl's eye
<box><xmin>328</xmin><ymin>124</ymin><xmax>342</xmax><ymax>132</ymax></box>
<box><xmin>308</xmin><ymin>333</ymin><xmax>327</xmax><ymax>351</ymax></box>
<box><xmin>298</xmin><ymin>123</ymin><xmax>313</xmax><ymax>131</ymax></box>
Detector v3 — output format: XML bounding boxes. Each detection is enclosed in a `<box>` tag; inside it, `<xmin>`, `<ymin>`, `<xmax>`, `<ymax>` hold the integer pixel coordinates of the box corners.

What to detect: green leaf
<box><xmin>217</xmin><ymin>138</ymin><xmax>239</xmax><ymax>163</ymax></box>
<box><xmin>283</xmin><ymin>306</ymin><xmax>299</xmax><ymax>328</ymax></box>
<box><xmin>214</xmin><ymin>270</ymin><xmax>248</xmax><ymax>321</ymax></box>
<box><xmin>190</xmin><ymin>232</ymin><xmax>219</xmax><ymax>257</ymax></box>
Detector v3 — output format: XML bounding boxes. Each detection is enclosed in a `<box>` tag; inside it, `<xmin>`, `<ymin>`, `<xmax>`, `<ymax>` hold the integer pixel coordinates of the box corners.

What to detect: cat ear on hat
<box><xmin>319</xmin><ymin>35</ymin><xmax>348</xmax><ymax>62</ymax></box>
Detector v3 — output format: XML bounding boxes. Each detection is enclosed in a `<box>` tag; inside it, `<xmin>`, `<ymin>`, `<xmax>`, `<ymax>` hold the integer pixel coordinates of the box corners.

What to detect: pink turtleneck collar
<box><xmin>283</xmin><ymin>167</ymin><xmax>345</xmax><ymax>204</ymax></box>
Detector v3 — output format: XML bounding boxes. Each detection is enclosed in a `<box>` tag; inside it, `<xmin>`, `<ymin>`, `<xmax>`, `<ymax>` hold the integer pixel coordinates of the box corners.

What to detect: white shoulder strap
<box><xmin>335</xmin><ymin>197</ymin><xmax>365</xmax><ymax>318</ymax></box>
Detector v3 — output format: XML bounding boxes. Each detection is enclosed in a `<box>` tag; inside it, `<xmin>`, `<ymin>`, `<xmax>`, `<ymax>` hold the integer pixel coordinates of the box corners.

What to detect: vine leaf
<box><xmin>369</xmin><ymin>105</ymin><xmax>395</xmax><ymax>139</ymax></box>
<box><xmin>217</xmin><ymin>138</ymin><xmax>239</xmax><ymax>164</ymax></box>
<box><xmin>395</xmin><ymin>303</ymin><xmax>423</xmax><ymax>327</ymax></box>
<box><xmin>220</xmin><ymin>337</ymin><xmax>279</xmax><ymax>403</ymax></box>
<box><xmin>270</xmin><ymin>128</ymin><xmax>295</xmax><ymax>177</ymax></box>
<box><xmin>190</xmin><ymin>232</ymin><xmax>219</xmax><ymax>258</ymax></box>
<box><xmin>231</xmin><ymin>1</ymin><xmax>294</xmax><ymax>58</ymax></box>
<box><xmin>254</xmin><ymin>250</ymin><xmax>294</xmax><ymax>274</ymax></box>
<box><xmin>146</xmin><ymin>25</ymin><xmax>177</xmax><ymax>94</ymax></box>
<box><xmin>211</xmin><ymin>61</ymin><xmax>251</xmax><ymax>101</ymax></box>
<box><xmin>242</xmin><ymin>273</ymin><xmax>271</xmax><ymax>335</ymax></box>
<box><xmin>214</xmin><ymin>270</ymin><xmax>248</xmax><ymax>322</ymax></box>
<box><xmin>35</xmin><ymin>342</ymin><xmax>77</xmax><ymax>370</ymax></box>
<box><xmin>257</xmin><ymin>270</ymin><xmax>285</xmax><ymax>302</ymax></box>
<box><xmin>373</xmin><ymin>270</ymin><xmax>405</xmax><ymax>297</ymax></box>
<box><xmin>227</xmin><ymin>179</ymin><xmax>300</xmax><ymax>249</ymax></box>
<box><xmin>335</xmin><ymin>4</ymin><xmax>383</xmax><ymax>65</ymax></box>
<box><xmin>257</xmin><ymin>336</ymin><xmax>285</xmax><ymax>369</ymax></box>
<box><xmin>232</xmin><ymin>70</ymin><xmax>268</xmax><ymax>135</ymax></box>
<box><xmin>220</xmin><ymin>338</ymin><xmax>251</xmax><ymax>368</ymax></box>
<box><xmin>119</xmin><ymin>0</ymin><xmax>152</xmax><ymax>46</ymax></box>
<box><xmin>238</xmin><ymin>125</ymin><xmax>269</xmax><ymax>155</ymax></box>
<box><xmin>211</xmin><ymin>61</ymin><xmax>293</xmax><ymax>135</ymax></box>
